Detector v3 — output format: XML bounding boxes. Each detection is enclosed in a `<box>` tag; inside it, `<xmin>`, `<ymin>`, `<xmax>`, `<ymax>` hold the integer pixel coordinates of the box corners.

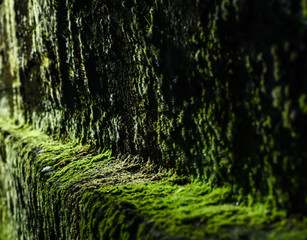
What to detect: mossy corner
<box><xmin>0</xmin><ymin>118</ymin><xmax>307</xmax><ymax>239</ymax></box>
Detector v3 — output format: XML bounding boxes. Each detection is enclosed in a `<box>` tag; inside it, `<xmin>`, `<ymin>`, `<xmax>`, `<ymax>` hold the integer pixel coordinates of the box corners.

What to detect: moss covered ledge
<box><xmin>0</xmin><ymin>118</ymin><xmax>306</xmax><ymax>240</ymax></box>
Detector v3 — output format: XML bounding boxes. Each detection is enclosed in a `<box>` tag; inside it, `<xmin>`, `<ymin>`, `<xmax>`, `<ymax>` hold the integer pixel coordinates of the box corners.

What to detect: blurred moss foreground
<box><xmin>1</xmin><ymin>0</ymin><xmax>307</xmax><ymax>239</ymax></box>
<box><xmin>0</xmin><ymin>118</ymin><xmax>307</xmax><ymax>239</ymax></box>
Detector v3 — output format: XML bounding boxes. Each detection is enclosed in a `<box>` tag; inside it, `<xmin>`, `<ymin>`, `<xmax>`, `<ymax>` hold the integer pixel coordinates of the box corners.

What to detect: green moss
<box><xmin>1</xmin><ymin>117</ymin><xmax>307</xmax><ymax>239</ymax></box>
<box><xmin>2</xmin><ymin>0</ymin><xmax>307</xmax><ymax>238</ymax></box>
<box><xmin>88</xmin><ymin>181</ymin><xmax>281</xmax><ymax>239</ymax></box>
<box><xmin>302</xmin><ymin>0</ymin><xmax>307</xmax><ymax>17</ymax></box>
<box><xmin>2</xmin><ymin>0</ymin><xmax>307</xmax><ymax>215</ymax></box>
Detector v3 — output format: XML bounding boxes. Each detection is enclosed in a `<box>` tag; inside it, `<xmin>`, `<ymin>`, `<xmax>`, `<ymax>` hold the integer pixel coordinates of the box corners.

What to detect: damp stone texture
<box><xmin>1</xmin><ymin>0</ymin><xmax>307</xmax><ymax>239</ymax></box>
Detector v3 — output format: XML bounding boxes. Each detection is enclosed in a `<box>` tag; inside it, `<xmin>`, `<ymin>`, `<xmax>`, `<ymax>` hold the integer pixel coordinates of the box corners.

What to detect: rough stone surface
<box><xmin>1</xmin><ymin>0</ymin><xmax>307</xmax><ymax>239</ymax></box>
<box><xmin>1</xmin><ymin>122</ymin><xmax>307</xmax><ymax>239</ymax></box>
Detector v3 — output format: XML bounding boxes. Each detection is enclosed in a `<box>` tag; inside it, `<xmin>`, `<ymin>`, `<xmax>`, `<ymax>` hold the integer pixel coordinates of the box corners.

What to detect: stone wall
<box><xmin>1</xmin><ymin>1</ymin><xmax>307</xmax><ymax>236</ymax></box>
<box><xmin>0</xmin><ymin>122</ymin><xmax>166</xmax><ymax>239</ymax></box>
